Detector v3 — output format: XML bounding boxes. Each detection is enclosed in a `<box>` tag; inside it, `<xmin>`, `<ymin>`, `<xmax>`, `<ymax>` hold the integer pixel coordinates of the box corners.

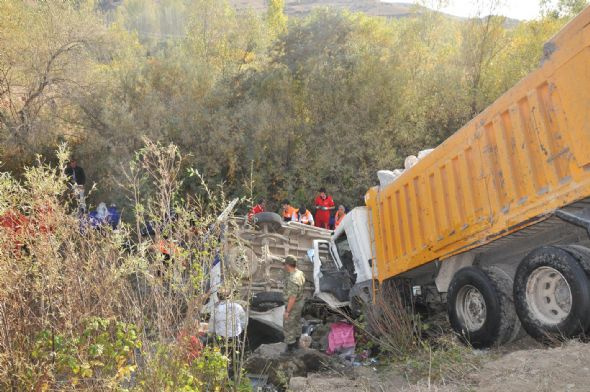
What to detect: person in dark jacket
<box><xmin>65</xmin><ymin>158</ymin><xmax>86</xmax><ymax>186</ymax></box>
<box><xmin>65</xmin><ymin>158</ymin><xmax>86</xmax><ymax>212</ymax></box>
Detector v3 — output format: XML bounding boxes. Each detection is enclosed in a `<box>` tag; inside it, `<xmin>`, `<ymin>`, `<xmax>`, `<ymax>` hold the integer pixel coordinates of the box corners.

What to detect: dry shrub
<box><xmin>401</xmin><ymin>335</ymin><xmax>482</xmax><ymax>389</ymax></box>
<box><xmin>362</xmin><ymin>280</ymin><xmax>422</xmax><ymax>359</ymax></box>
<box><xmin>0</xmin><ymin>142</ymin><xmax>250</xmax><ymax>391</ymax></box>
<box><xmin>357</xmin><ymin>281</ymin><xmax>480</xmax><ymax>389</ymax></box>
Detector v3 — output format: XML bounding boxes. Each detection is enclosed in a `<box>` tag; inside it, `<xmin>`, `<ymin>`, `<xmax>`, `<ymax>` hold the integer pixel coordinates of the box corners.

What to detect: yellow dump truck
<box><xmin>312</xmin><ymin>6</ymin><xmax>590</xmax><ymax>347</ymax></box>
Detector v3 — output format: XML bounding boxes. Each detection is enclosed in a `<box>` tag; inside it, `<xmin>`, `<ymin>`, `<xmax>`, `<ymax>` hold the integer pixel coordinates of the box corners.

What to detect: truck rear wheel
<box><xmin>447</xmin><ymin>266</ymin><xmax>519</xmax><ymax>348</ymax></box>
<box><xmin>556</xmin><ymin>245</ymin><xmax>590</xmax><ymax>277</ymax></box>
<box><xmin>513</xmin><ymin>246</ymin><xmax>590</xmax><ymax>343</ymax></box>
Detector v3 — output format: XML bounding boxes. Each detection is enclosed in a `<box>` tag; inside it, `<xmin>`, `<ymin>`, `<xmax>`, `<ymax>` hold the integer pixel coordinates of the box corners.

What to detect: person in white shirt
<box><xmin>210</xmin><ymin>291</ymin><xmax>247</xmax><ymax>339</ymax></box>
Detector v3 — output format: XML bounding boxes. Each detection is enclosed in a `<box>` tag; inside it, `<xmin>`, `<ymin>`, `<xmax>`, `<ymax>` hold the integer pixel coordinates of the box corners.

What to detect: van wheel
<box><xmin>253</xmin><ymin>212</ymin><xmax>283</xmax><ymax>233</ymax></box>
<box><xmin>514</xmin><ymin>246</ymin><xmax>590</xmax><ymax>343</ymax></box>
<box><xmin>251</xmin><ymin>291</ymin><xmax>284</xmax><ymax>311</ymax></box>
<box><xmin>447</xmin><ymin>266</ymin><xmax>518</xmax><ymax>348</ymax></box>
<box><xmin>226</xmin><ymin>244</ymin><xmax>258</xmax><ymax>277</ymax></box>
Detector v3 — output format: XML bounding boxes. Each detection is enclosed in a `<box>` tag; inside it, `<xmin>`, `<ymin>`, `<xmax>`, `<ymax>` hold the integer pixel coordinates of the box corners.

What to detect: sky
<box><xmin>383</xmin><ymin>1</ymin><xmax>545</xmax><ymax>20</ymax></box>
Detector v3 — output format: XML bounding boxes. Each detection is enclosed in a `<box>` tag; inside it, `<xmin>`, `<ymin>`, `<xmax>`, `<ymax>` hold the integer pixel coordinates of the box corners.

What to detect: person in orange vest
<box><xmin>291</xmin><ymin>205</ymin><xmax>314</xmax><ymax>225</ymax></box>
<box><xmin>281</xmin><ymin>199</ymin><xmax>296</xmax><ymax>222</ymax></box>
<box><xmin>314</xmin><ymin>187</ymin><xmax>335</xmax><ymax>229</ymax></box>
<box><xmin>334</xmin><ymin>205</ymin><xmax>346</xmax><ymax>228</ymax></box>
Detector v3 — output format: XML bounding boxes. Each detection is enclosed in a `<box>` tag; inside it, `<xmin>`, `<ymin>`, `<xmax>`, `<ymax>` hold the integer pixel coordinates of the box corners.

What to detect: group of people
<box><xmin>251</xmin><ymin>187</ymin><xmax>347</xmax><ymax>230</ymax></box>
<box><xmin>283</xmin><ymin>187</ymin><xmax>347</xmax><ymax>229</ymax></box>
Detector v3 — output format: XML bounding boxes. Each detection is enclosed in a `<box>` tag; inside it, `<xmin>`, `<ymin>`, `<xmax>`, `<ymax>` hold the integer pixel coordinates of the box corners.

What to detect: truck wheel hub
<box><xmin>526</xmin><ymin>266</ymin><xmax>572</xmax><ymax>325</ymax></box>
<box><xmin>456</xmin><ymin>285</ymin><xmax>487</xmax><ymax>331</ymax></box>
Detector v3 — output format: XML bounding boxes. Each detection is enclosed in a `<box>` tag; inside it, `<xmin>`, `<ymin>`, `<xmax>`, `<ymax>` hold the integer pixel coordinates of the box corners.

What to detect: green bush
<box><xmin>31</xmin><ymin>317</ymin><xmax>141</xmax><ymax>388</ymax></box>
<box><xmin>0</xmin><ymin>143</ymin><xmax>249</xmax><ymax>391</ymax></box>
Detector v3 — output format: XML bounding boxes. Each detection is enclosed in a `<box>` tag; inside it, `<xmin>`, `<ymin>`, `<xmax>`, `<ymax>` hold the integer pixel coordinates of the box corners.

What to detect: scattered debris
<box><xmin>245</xmin><ymin>343</ymin><xmax>332</xmax><ymax>388</ymax></box>
<box><xmin>326</xmin><ymin>322</ymin><xmax>355</xmax><ymax>355</ymax></box>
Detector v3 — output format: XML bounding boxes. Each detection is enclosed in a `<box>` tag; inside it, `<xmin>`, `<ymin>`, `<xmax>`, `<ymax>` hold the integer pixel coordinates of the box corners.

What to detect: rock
<box><xmin>289</xmin><ymin>376</ymin><xmax>308</xmax><ymax>391</ymax></box>
<box><xmin>377</xmin><ymin>169</ymin><xmax>405</xmax><ymax>187</ymax></box>
<box><xmin>299</xmin><ymin>334</ymin><xmax>312</xmax><ymax>349</ymax></box>
<box><xmin>245</xmin><ymin>346</ymin><xmax>332</xmax><ymax>388</ymax></box>
<box><xmin>255</xmin><ymin>342</ymin><xmax>287</xmax><ymax>358</ymax></box>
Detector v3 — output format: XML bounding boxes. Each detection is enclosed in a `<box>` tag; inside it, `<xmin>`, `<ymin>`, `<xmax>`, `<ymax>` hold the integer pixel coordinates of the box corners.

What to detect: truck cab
<box><xmin>311</xmin><ymin>207</ymin><xmax>375</xmax><ymax>310</ymax></box>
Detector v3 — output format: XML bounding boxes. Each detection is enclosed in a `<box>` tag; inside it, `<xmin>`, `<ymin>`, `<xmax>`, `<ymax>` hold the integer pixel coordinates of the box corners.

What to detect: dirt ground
<box><xmin>290</xmin><ymin>338</ymin><xmax>590</xmax><ymax>392</ymax></box>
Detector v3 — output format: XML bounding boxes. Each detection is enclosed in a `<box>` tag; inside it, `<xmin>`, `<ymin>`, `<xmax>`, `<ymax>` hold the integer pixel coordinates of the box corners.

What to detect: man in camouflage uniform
<box><xmin>282</xmin><ymin>255</ymin><xmax>306</xmax><ymax>352</ymax></box>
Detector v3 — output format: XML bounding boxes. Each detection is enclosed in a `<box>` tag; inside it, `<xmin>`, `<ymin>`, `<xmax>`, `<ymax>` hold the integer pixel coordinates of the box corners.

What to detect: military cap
<box><xmin>284</xmin><ymin>255</ymin><xmax>297</xmax><ymax>266</ymax></box>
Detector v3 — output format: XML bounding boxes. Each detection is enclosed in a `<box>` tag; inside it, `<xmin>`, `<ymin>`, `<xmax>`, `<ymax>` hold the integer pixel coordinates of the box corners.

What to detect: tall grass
<box><xmin>0</xmin><ymin>142</ymin><xmax>250</xmax><ymax>391</ymax></box>
<box><xmin>361</xmin><ymin>280</ymin><xmax>422</xmax><ymax>359</ymax></box>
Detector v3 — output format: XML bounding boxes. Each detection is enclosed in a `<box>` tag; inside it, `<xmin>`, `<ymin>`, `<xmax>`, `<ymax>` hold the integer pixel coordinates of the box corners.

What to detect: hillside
<box><xmin>229</xmin><ymin>0</ymin><xmax>420</xmax><ymax>18</ymax></box>
<box><xmin>230</xmin><ymin>0</ymin><xmax>521</xmax><ymax>26</ymax></box>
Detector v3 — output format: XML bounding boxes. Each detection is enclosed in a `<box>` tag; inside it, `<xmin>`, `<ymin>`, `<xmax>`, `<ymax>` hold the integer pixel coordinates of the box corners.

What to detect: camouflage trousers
<box><xmin>283</xmin><ymin>300</ymin><xmax>304</xmax><ymax>345</ymax></box>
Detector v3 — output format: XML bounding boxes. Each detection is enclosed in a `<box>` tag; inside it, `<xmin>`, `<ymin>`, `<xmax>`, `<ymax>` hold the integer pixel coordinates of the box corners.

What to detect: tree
<box><xmin>458</xmin><ymin>0</ymin><xmax>508</xmax><ymax>116</ymax></box>
<box><xmin>541</xmin><ymin>0</ymin><xmax>589</xmax><ymax>18</ymax></box>
<box><xmin>0</xmin><ymin>1</ymin><xmax>109</xmax><ymax>170</ymax></box>
<box><xmin>267</xmin><ymin>0</ymin><xmax>287</xmax><ymax>36</ymax></box>
<box><xmin>0</xmin><ymin>0</ymin><xmax>575</xmax><ymax>211</ymax></box>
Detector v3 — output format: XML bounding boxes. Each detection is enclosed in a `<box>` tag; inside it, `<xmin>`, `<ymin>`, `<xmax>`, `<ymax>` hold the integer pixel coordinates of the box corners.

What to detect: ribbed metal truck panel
<box><xmin>365</xmin><ymin>7</ymin><xmax>590</xmax><ymax>282</ymax></box>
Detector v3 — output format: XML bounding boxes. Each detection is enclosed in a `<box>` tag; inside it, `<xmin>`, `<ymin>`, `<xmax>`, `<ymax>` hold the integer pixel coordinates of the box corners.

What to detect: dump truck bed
<box><xmin>365</xmin><ymin>7</ymin><xmax>590</xmax><ymax>282</ymax></box>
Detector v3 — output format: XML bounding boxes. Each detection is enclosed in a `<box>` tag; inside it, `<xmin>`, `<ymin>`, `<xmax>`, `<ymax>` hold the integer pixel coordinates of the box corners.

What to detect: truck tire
<box><xmin>557</xmin><ymin>245</ymin><xmax>590</xmax><ymax>331</ymax></box>
<box><xmin>251</xmin><ymin>291</ymin><xmax>284</xmax><ymax>311</ymax></box>
<box><xmin>513</xmin><ymin>246</ymin><xmax>590</xmax><ymax>343</ymax></box>
<box><xmin>555</xmin><ymin>245</ymin><xmax>590</xmax><ymax>277</ymax></box>
<box><xmin>447</xmin><ymin>266</ymin><xmax>517</xmax><ymax>348</ymax></box>
<box><xmin>482</xmin><ymin>266</ymin><xmax>523</xmax><ymax>343</ymax></box>
<box><xmin>253</xmin><ymin>212</ymin><xmax>283</xmax><ymax>233</ymax></box>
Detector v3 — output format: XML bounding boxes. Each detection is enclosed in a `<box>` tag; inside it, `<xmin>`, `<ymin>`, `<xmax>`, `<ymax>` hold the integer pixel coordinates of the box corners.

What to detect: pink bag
<box><xmin>326</xmin><ymin>322</ymin><xmax>355</xmax><ymax>355</ymax></box>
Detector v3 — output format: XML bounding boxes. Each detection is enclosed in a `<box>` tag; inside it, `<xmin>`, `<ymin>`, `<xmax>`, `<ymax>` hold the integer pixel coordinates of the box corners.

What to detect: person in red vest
<box><xmin>314</xmin><ymin>187</ymin><xmax>335</xmax><ymax>229</ymax></box>
<box><xmin>248</xmin><ymin>198</ymin><xmax>266</xmax><ymax>220</ymax></box>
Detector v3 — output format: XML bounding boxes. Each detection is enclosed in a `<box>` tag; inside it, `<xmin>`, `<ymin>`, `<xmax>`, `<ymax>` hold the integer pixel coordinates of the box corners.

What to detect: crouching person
<box><xmin>210</xmin><ymin>288</ymin><xmax>247</xmax><ymax>379</ymax></box>
<box><xmin>210</xmin><ymin>289</ymin><xmax>247</xmax><ymax>342</ymax></box>
<box><xmin>282</xmin><ymin>255</ymin><xmax>305</xmax><ymax>353</ymax></box>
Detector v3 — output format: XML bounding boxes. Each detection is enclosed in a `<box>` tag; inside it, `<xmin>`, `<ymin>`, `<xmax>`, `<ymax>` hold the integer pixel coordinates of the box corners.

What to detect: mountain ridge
<box><xmin>229</xmin><ymin>0</ymin><xmax>423</xmax><ymax>18</ymax></box>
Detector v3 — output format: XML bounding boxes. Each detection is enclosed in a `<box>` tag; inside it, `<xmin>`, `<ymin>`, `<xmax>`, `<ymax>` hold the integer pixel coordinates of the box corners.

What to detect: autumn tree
<box><xmin>0</xmin><ymin>1</ymin><xmax>109</xmax><ymax>170</ymax></box>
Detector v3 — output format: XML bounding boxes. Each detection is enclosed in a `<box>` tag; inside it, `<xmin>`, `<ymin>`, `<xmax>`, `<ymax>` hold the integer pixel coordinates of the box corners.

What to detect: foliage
<box><xmin>541</xmin><ymin>0</ymin><xmax>589</xmax><ymax>18</ymax></box>
<box><xmin>1</xmin><ymin>0</ymin><xmax>581</xmax><ymax>211</ymax></box>
<box><xmin>267</xmin><ymin>0</ymin><xmax>287</xmax><ymax>36</ymax></box>
<box><xmin>362</xmin><ymin>280</ymin><xmax>422</xmax><ymax>359</ymax></box>
<box><xmin>0</xmin><ymin>142</ymin><xmax>247</xmax><ymax>390</ymax></box>
<box><xmin>134</xmin><ymin>343</ymin><xmax>252</xmax><ymax>392</ymax></box>
<box><xmin>401</xmin><ymin>335</ymin><xmax>483</xmax><ymax>387</ymax></box>
<box><xmin>31</xmin><ymin>318</ymin><xmax>141</xmax><ymax>389</ymax></box>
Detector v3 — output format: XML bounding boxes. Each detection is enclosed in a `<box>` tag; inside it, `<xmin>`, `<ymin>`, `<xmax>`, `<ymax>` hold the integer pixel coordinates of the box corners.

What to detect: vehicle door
<box><xmin>311</xmin><ymin>239</ymin><xmax>353</xmax><ymax>307</ymax></box>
